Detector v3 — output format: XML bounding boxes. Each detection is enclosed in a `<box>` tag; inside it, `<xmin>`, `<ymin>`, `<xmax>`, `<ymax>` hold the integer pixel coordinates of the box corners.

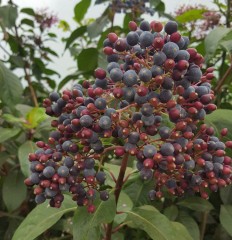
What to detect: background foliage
<box><xmin>0</xmin><ymin>0</ymin><xmax>232</xmax><ymax>239</ymax></box>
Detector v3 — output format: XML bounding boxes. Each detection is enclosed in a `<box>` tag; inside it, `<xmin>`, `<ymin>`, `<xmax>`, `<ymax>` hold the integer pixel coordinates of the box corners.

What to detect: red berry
<box><xmin>153</xmin><ymin>37</ymin><xmax>164</xmax><ymax>49</ymax></box>
<box><xmin>170</xmin><ymin>32</ymin><xmax>181</xmax><ymax>43</ymax></box>
<box><xmin>150</xmin><ymin>21</ymin><xmax>163</xmax><ymax>32</ymax></box>
<box><xmin>108</xmin><ymin>32</ymin><xmax>118</xmax><ymax>43</ymax></box>
<box><xmin>94</xmin><ymin>68</ymin><xmax>106</xmax><ymax>79</ymax></box>
<box><xmin>103</xmin><ymin>46</ymin><xmax>114</xmax><ymax>55</ymax></box>
<box><xmin>128</xmin><ymin>21</ymin><xmax>137</xmax><ymax>31</ymax></box>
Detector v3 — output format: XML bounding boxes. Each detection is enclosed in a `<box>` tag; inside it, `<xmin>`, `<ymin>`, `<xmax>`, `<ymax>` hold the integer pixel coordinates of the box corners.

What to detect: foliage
<box><xmin>0</xmin><ymin>1</ymin><xmax>232</xmax><ymax>240</ymax></box>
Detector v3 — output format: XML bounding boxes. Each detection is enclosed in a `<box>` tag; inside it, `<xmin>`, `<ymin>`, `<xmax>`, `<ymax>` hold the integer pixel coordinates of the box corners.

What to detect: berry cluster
<box><xmin>96</xmin><ymin>0</ymin><xmax>154</xmax><ymax>17</ymax></box>
<box><xmin>25</xmin><ymin>19</ymin><xmax>232</xmax><ymax>212</ymax></box>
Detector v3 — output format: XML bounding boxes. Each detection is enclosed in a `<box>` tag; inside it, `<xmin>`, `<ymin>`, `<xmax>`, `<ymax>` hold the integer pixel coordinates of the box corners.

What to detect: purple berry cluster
<box><xmin>25</xmin><ymin>19</ymin><xmax>232</xmax><ymax>212</ymax></box>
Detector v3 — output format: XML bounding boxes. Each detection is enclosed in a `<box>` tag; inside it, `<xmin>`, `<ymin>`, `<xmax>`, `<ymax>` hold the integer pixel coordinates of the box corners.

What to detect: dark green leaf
<box><xmin>123</xmin><ymin>176</ymin><xmax>154</xmax><ymax>206</ymax></box>
<box><xmin>155</xmin><ymin>1</ymin><xmax>165</xmax><ymax>13</ymax></box>
<box><xmin>126</xmin><ymin>205</ymin><xmax>192</xmax><ymax>240</ymax></box>
<box><xmin>20</xmin><ymin>8</ymin><xmax>35</xmax><ymax>16</ymax></box>
<box><xmin>43</xmin><ymin>77</ymin><xmax>56</xmax><ymax>89</ymax></box>
<box><xmin>205</xmin><ymin>109</ymin><xmax>232</xmax><ymax>140</ymax></box>
<box><xmin>74</xmin><ymin>0</ymin><xmax>91</xmax><ymax>23</ymax></box>
<box><xmin>58</xmin><ymin>72</ymin><xmax>81</xmax><ymax>90</ymax></box>
<box><xmin>48</xmin><ymin>32</ymin><xmax>57</xmax><ymax>38</ymax></box>
<box><xmin>0</xmin><ymin>127</ymin><xmax>21</xmax><ymax>143</ymax></box>
<box><xmin>220</xmin><ymin>185</ymin><xmax>232</xmax><ymax>204</ymax></box>
<box><xmin>0</xmin><ymin>61</ymin><xmax>23</xmax><ymax>107</ymax></box>
<box><xmin>123</xmin><ymin>13</ymin><xmax>133</xmax><ymax>29</ymax></box>
<box><xmin>2</xmin><ymin>170</ymin><xmax>27</xmax><ymax>212</ymax></box>
<box><xmin>115</xmin><ymin>191</ymin><xmax>133</xmax><ymax>224</ymax></box>
<box><xmin>12</xmin><ymin>195</ymin><xmax>76</xmax><ymax>240</ymax></box>
<box><xmin>41</xmin><ymin>47</ymin><xmax>58</xmax><ymax>57</ymax></box>
<box><xmin>177</xmin><ymin>197</ymin><xmax>214</xmax><ymax>212</ymax></box>
<box><xmin>220</xmin><ymin>205</ymin><xmax>232</xmax><ymax>237</ymax></box>
<box><xmin>73</xmin><ymin>191</ymin><xmax>116</xmax><ymax>240</ymax></box>
<box><xmin>9</xmin><ymin>55</ymin><xmax>25</xmax><ymax>68</ymax></box>
<box><xmin>43</xmin><ymin>68</ymin><xmax>60</xmax><ymax>77</ymax></box>
<box><xmin>149</xmin><ymin>0</ymin><xmax>161</xmax><ymax>8</ymax></box>
<box><xmin>65</xmin><ymin>26</ymin><xmax>87</xmax><ymax>49</ymax></box>
<box><xmin>171</xmin><ymin>222</ymin><xmax>194</xmax><ymax>240</ymax></box>
<box><xmin>177</xmin><ymin>211</ymin><xmax>200</xmax><ymax>240</ymax></box>
<box><xmin>21</xmin><ymin>18</ymin><xmax>34</xmax><ymax>27</ymax></box>
<box><xmin>18</xmin><ymin>141</ymin><xmax>37</xmax><ymax>177</ymax></box>
<box><xmin>163</xmin><ymin>205</ymin><xmax>178</xmax><ymax>221</ymax></box>
<box><xmin>176</xmin><ymin>9</ymin><xmax>207</xmax><ymax>23</ymax></box>
<box><xmin>0</xmin><ymin>5</ymin><xmax>18</xmax><ymax>28</ymax></box>
<box><xmin>78</xmin><ymin>48</ymin><xmax>98</xmax><ymax>72</ymax></box>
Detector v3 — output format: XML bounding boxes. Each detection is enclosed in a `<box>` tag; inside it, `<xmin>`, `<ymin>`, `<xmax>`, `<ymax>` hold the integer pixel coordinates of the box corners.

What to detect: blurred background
<box><xmin>0</xmin><ymin>0</ymin><xmax>232</xmax><ymax>240</ymax></box>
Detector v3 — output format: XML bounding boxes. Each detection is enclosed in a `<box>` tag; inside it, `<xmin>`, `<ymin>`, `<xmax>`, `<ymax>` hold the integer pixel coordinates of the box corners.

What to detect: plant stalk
<box><xmin>14</xmin><ymin>25</ymin><xmax>38</xmax><ymax>107</ymax></box>
<box><xmin>105</xmin><ymin>153</ymin><xmax>129</xmax><ymax>240</ymax></box>
<box><xmin>200</xmin><ymin>211</ymin><xmax>208</xmax><ymax>240</ymax></box>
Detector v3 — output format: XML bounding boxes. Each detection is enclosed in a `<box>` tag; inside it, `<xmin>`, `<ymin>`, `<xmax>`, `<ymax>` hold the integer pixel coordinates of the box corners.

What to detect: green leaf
<box><xmin>177</xmin><ymin>211</ymin><xmax>200</xmax><ymax>240</ymax></box>
<box><xmin>123</xmin><ymin>13</ymin><xmax>133</xmax><ymax>30</ymax></box>
<box><xmin>205</xmin><ymin>27</ymin><xmax>231</xmax><ymax>60</ymax></box>
<box><xmin>12</xmin><ymin>195</ymin><xmax>76</xmax><ymax>240</ymax></box>
<box><xmin>123</xmin><ymin>176</ymin><xmax>154</xmax><ymax>206</ymax></box>
<box><xmin>126</xmin><ymin>205</ymin><xmax>192</xmax><ymax>240</ymax></box>
<box><xmin>74</xmin><ymin>0</ymin><xmax>91</xmax><ymax>23</ymax></box>
<box><xmin>205</xmin><ymin>109</ymin><xmax>232</xmax><ymax>140</ymax></box>
<box><xmin>2</xmin><ymin>113</ymin><xmax>26</xmax><ymax>124</ymax></box>
<box><xmin>2</xmin><ymin>170</ymin><xmax>27</xmax><ymax>212</ymax></box>
<box><xmin>9</xmin><ymin>56</ymin><xmax>25</xmax><ymax>68</ymax></box>
<box><xmin>176</xmin><ymin>9</ymin><xmax>207</xmax><ymax>23</ymax></box>
<box><xmin>171</xmin><ymin>222</ymin><xmax>194</xmax><ymax>240</ymax></box>
<box><xmin>58</xmin><ymin>72</ymin><xmax>81</xmax><ymax>90</ymax></box>
<box><xmin>115</xmin><ymin>191</ymin><xmax>133</xmax><ymax>224</ymax></box>
<box><xmin>26</xmin><ymin>107</ymin><xmax>47</xmax><ymax>128</ymax></box>
<box><xmin>149</xmin><ymin>0</ymin><xmax>161</xmax><ymax>8</ymax></box>
<box><xmin>58</xmin><ymin>20</ymin><xmax>70</xmax><ymax>32</ymax></box>
<box><xmin>43</xmin><ymin>68</ymin><xmax>60</xmax><ymax>77</ymax></box>
<box><xmin>0</xmin><ymin>61</ymin><xmax>23</xmax><ymax>107</ymax></box>
<box><xmin>65</xmin><ymin>26</ymin><xmax>87</xmax><ymax>49</ymax></box>
<box><xmin>18</xmin><ymin>141</ymin><xmax>37</xmax><ymax>177</ymax></box>
<box><xmin>41</xmin><ymin>47</ymin><xmax>58</xmax><ymax>57</ymax></box>
<box><xmin>163</xmin><ymin>205</ymin><xmax>178</xmax><ymax>221</ymax></box>
<box><xmin>177</xmin><ymin>197</ymin><xmax>214</xmax><ymax>212</ymax></box>
<box><xmin>78</xmin><ymin>48</ymin><xmax>98</xmax><ymax>72</ymax></box>
<box><xmin>220</xmin><ymin>185</ymin><xmax>232</xmax><ymax>204</ymax></box>
<box><xmin>0</xmin><ymin>127</ymin><xmax>21</xmax><ymax>143</ymax></box>
<box><xmin>21</xmin><ymin>8</ymin><xmax>35</xmax><ymax>16</ymax></box>
<box><xmin>21</xmin><ymin>18</ymin><xmax>34</xmax><ymax>27</ymax></box>
<box><xmin>220</xmin><ymin>205</ymin><xmax>232</xmax><ymax>237</ymax></box>
<box><xmin>73</xmin><ymin>191</ymin><xmax>116</xmax><ymax>240</ymax></box>
<box><xmin>219</xmin><ymin>30</ymin><xmax>232</xmax><ymax>55</ymax></box>
<box><xmin>87</xmin><ymin>10</ymin><xmax>109</xmax><ymax>39</ymax></box>
<box><xmin>0</xmin><ymin>5</ymin><xmax>18</xmax><ymax>28</ymax></box>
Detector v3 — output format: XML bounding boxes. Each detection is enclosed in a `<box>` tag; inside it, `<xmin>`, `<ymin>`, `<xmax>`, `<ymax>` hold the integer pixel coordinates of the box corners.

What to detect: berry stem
<box><xmin>105</xmin><ymin>153</ymin><xmax>129</xmax><ymax>240</ymax></box>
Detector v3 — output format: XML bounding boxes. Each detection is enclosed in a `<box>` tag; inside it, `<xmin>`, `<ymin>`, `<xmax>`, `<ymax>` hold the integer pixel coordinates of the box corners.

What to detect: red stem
<box><xmin>105</xmin><ymin>153</ymin><xmax>129</xmax><ymax>240</ymax></box>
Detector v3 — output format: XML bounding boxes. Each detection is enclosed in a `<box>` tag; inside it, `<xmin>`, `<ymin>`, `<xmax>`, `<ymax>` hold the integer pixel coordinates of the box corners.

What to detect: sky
<box><xmin>1</xmin><ymin>0</ymin><xmax>218</xmax><ymax>87</ymax></box>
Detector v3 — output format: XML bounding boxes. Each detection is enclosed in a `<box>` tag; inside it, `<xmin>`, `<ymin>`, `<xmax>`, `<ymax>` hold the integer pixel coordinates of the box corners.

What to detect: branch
<box><xmin>14</xmin><ymin>26</ymin><xmax>38</xmax><ymax>107</ymax></box>
<box><xmin>105</xmin><ymin>153</ymin><xmax>129</xmax><ymax>240</ymax></box>
<box><xmin>200</xmin><ymin>212</ymin><xmax>208</xmax><ymax>240</ymax></box>
<box><xmin>214</xmin><ymin>64</ymin><xmax>232</xmax><ymax>92</ymax></box>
